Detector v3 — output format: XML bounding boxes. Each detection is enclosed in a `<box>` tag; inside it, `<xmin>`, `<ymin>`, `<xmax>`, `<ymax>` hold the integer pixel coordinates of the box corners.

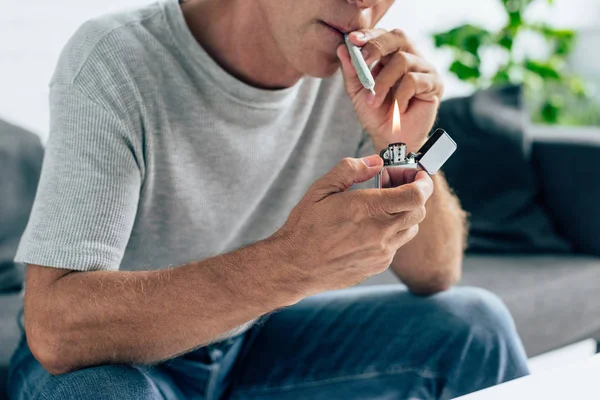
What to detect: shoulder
<box><xmin>51</xmin><ymin>3</ymin><xmax>164</xmax><ymax>87</ymax></box>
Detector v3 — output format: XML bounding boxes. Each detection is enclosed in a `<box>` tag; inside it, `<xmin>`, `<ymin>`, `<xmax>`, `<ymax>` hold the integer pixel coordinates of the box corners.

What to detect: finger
<box><xmin>376</xmin><ymin>174</ymin><xmax>434</xmax><ymax>214</ymax></box>
<box><xmin>356</xmin><ymin>29</ymin><xmax>419</xmax><ymax>66</ymax></box>
<box><xmin>346</xmin><ymin>28</ymin><xmax>388</xmax><ymax>48</ymax></box>
<box><xmin>413</xmin><ymin>171</ymin><xmax>435</xmax><ymax>199</ymax></box>
<box><xmin>371</xmin><ymin>52</ymin><xmax>435</xmax><ymax>108</ymax></box>
<box><xmin>370</xmin><ymin>61</ymin><xmax>384</xmax><ymax>80</ymax></box>
<box><xmin>310</xmin><ymin>155</ymin><xmax>384</xmax><ymax>200</ymax></box>
<box><xmin>336</xmin><ymin>44</ymin><xmax>365</xmax><ymax>97</ymax></box>
<box><xmin>394</xmin><ymin>72</ymin><xmax>442</xmax><ymax>114</ymax></box>
<box><xmin>392</xmin><ymin>207</ymin><xmax>427</xmax><ymax>232</ymax></box>
<box><xmin>384</xmin><ymin>167</ymin><xmax>419</xmax><ymax>188</ymax></box>
<box><xmin>392</xmin><ymin>224</ymin><xmax>420</xmax><ymax>248</ymax></box>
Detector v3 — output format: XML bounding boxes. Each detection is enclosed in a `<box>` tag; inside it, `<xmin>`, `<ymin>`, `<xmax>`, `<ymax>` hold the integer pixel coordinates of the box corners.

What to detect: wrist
<box><xmin>230</xmin><ymin>235</ymin><xmax>306</xmax><ymax>311</ymax></box>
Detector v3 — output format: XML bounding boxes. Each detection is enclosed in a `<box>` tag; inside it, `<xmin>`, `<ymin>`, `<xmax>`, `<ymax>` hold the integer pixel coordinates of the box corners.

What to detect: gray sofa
<box><xmin>1</xmin><ymin>122</ymin><xmax>599</xmax><ymax>399</ymax></box>
<box><xmin>363</xmin><ymin>126</ymin><xmax>600</xmax><ymax>357</ymax></box>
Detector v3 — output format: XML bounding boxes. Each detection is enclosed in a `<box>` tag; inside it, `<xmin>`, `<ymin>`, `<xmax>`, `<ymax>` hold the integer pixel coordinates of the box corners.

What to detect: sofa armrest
<box><xmin>530</xmin><ymin>126</ymin><xmax>600</xmax><ymax>256</ymax></box>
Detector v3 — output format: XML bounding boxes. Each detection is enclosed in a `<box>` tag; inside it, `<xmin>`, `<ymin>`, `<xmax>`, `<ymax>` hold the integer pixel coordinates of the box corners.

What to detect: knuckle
<box><xmin>396</xmin><ymin>51</ymin><xmax>409</xmax><ymax>63</ymax></box>
<box><xmin>417</xmin><ymin>205</ymin><xmax>427</xmax><ymax>222</ymax></box>
<box><xmin>378</xmin><ymin>240</ymin><xmax>388</xmax><ymax>253</ymax></box>
<box><xmin>408</xmin><ymin>224</ymin><xmax>420</xmax><ymax>239</ymax></box>
<box><xmin>340</xmin><ymin>157</ymin><xmax>356</xmax><ymax>171</ymax></box>
<box><xmin>397</xmin><ymin>225</ymin><xmax>419</xmax><ymax>245</ymax></box>
<box><xmin>370</xmin><ymin>39</ymin><xmax>385</xmax><ymax>53</ymax></box>
<box><xmin>410</xmin><ymin>186</ymin><xmax>427</xmax><ymax>207</ymax></box>
<box><xmin>406</xmin><ymin>72</ymin><xmax>419</xmax><ymax>84</ymax></box>
<box><xmin>332</xmin><ymin>158</ymin><xmax>358</xmax><ymax>188</ymax></box>
<box><xmin>395</xmin><ymin>210</ymin><xmax>411</xmax><ymax>228</ymax></box>
<box><xmin>393</xmin><ymin>52</ymin><xmax>411</xmax><ymax>73</ymax></box>
<box><xmin>390</xmin><ymin>28</ymin><xmax>407</xmax><ymax>39</ymax></box>
<box><xmin>340</xmin><ymin>157</ymin><xmax>358</xmax><ymax>173</ymax></box>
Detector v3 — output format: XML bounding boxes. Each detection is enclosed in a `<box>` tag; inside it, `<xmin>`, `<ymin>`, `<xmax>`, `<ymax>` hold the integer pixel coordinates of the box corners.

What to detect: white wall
<box><xmin>1</xmin><ymin>0</ymin><xmax>598</xmax><ymax>141</ymax></box>
<box><xmin>1</xmin><ymin>0</ymin><xmax>150</xmax><ymax>141</ymax></box>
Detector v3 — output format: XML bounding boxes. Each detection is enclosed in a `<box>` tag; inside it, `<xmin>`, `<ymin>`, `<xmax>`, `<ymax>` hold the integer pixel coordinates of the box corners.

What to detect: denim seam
<box><xmin>14</xmin><ymin>367</ymin><xmax>37</xmax><ymax>400</ymax></box>
<box><xmin>206</xmin><ymin>363</ymin><xmax>221</xmax><ymax>400</ymax></box>
<box><xmin>234</xmin><ymin>365</ymin><xmax>441</xmax><ymax>394</ymax></box>
<box><xmin>136</xmin><ymin>366</ymin><xmax>168</xmax><ymax>400</ymax></box>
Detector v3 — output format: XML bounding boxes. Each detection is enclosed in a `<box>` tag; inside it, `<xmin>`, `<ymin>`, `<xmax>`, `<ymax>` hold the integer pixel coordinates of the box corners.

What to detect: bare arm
<box><xmin>25</xmin><ymin>237</ymin><xmax>297</xmax><ymax>375</ymax></box>
<box><xmin>390</xmin><ymin>172</ymin><xmax>467</xmax><ymax>295</ymax></box>
<box><xmin>26</xmin><ymin>156</ymin><xmax>433</xmax><ymax>376</ymax></box>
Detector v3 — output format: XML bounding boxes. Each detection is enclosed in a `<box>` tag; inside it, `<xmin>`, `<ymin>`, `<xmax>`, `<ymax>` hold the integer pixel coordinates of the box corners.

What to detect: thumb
<box><xmin>336</xmin><ymin>44</ymin><xmax>364</xmax><ymax>96</ymax></box>
<box><xmin>311</xmin><ymin>155</ymin><xmax>383</xmax><ymax>199</ymax></box>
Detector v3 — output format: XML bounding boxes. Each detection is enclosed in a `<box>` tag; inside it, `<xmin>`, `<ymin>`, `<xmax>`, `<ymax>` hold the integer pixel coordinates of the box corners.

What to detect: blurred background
<box><xmin>1</xmin><ymin>0</ymin><xmax>599</xmax><ymax>141</ymax></box>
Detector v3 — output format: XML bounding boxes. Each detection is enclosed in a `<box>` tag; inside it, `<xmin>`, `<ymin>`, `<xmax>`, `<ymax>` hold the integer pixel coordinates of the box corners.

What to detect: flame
<box><xmin>392</xmin><ymin>100</ymin><xmax>401</xmax><ymax>137</ymax></box>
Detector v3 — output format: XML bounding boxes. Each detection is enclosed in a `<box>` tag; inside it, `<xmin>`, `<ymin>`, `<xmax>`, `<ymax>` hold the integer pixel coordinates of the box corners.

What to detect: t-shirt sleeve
<box><xmin>14</xmin><ymin>84</ymin><xmax>142</xmax><ymax>271</ymax></box>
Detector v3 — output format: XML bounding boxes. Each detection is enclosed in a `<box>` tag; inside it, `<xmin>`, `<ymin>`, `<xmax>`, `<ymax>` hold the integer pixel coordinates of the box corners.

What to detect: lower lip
<box><xmin>321</xmin><ymin>22</ymin><xmax>344</xmax><ymax>41</ymax></box>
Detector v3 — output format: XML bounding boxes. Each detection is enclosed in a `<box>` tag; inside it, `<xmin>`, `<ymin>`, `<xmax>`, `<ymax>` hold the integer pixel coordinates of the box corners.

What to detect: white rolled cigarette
<box><xmin>344</xmin><ymin>34</ymin><xmax>376</xmax><ymax>95</ymax></box>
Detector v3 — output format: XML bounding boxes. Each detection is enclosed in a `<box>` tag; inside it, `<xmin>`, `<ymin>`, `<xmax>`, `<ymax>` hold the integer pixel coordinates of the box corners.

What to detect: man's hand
<box><xmin>273</xmin><ymin>155</ymin><xmax>433</xmax><ymax>296</ymax></box>
<box><xmin>336</xmin><ymin>29</ymin><xmax>444</xmax><ymax>152</ymax></box>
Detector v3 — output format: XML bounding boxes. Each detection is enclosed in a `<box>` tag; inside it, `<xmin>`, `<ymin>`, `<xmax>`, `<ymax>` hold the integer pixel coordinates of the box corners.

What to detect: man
<box><xmin>9</xmin><ymin>0</ymin><xmax>529</xmax><ymax>398</ymax></box>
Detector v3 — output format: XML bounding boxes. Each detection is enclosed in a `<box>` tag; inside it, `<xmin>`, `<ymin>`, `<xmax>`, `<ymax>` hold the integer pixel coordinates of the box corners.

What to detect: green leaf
<box><xmin>541</xmin><ymin>101</ymin><xmax>560</xmax><ymax>123</ymax></box>
<box><xmin>431</xmin><ymin>0</ymin><xmax>592</xmax><ymax>126</ymax></box>
<box><xmin>449</xmin><ymin>60</ymin><xmax>481</xmax><ymax>82</ymax></box>
<box><xmin>508</xmin><ymin>11</ymin><xmax>523</xmax><ymax>28</ymax></box>
<box><xmin>497</xmin><ymin>28</ymin><xmax>516</xmax><ymax>50</ymax></box>
<box><xmin>492</xmin><ymin>68</ymin><xmax>512</xmax><ymax>85</ymax></box>
<box><xmin>433</xmin><ymin>24</ymin><xmax>492</xmax><ymax>55</ymax></box>
<box><xmin>568</xmin><ymin>76</ymin><xmax>588</xmax><ymax>97</ymax></box>
<box><xmin>524</xmin><ymin>60</ymin><xmax>561</xmax><ymax>80</ymax></box>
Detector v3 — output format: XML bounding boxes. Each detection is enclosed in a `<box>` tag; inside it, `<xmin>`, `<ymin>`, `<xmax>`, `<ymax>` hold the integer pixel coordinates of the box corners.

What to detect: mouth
<box><xmin>325</xmin><ymin>22</ymin><xmax>350</xmax><ymax>34</ymax></box>
<box><xmin>320</xmin><ymin>21</ymin><xmax>348</xmax><ymax>40</ymax></box>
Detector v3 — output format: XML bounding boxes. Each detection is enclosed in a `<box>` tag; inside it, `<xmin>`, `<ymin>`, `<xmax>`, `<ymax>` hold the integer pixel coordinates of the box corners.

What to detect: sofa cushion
<box><xmin>360</xmin><ymin>255</ymin><xmax>600</xmax><ymax>357</ymax></box>
<box><xmin>531</xmin><ymin>126</ymin><xmax>600</xmax><ymax>257</ymax></box>
<box><xmin>0</xmin><ymin>293</ymin><xmax>23</xmax><ymax>399</ymax></box>
<box><xmin>0</xmin><ymin>120</ymin><xmax>43</xmax><ymax>292</ymax></box>
<box><xmin>461</xmin><ymin>255</ymin><xmax>600</xmax><ymax>357</ymax></box>
<box><xmin>437</xmin><ymin>86</ymin><xmax>572</xmax><ymax>254</ymax></box>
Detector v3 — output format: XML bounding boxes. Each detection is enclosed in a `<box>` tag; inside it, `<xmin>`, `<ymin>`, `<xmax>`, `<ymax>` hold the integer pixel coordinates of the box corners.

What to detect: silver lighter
<box><xmin>375</xmin><ymin>129</ymin><xmax>457</xmax><ymax>188</ymax></box>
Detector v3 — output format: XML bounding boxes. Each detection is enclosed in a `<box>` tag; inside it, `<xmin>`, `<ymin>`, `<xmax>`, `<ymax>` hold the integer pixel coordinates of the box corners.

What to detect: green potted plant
<box><xmin>432</xmin><ymin>0</ymin><xmax>600</xmax><ymax>127</ymax></box>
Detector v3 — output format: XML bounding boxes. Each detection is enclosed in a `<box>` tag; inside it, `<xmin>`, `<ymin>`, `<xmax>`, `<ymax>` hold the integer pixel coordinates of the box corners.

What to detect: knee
<box><xmin>434</xmin><ymin>287</ymin><xmax>522</xmax><ymax>348</ymax></box>
<box><xmin>446</xmin><ymin>287</ymin><xmax>514</xmax><ymax>328</ymax></box>
<box><xmin>37</xmin><ymin>365</ymin><xmax>161</xmax><ymax>400</ymax></box>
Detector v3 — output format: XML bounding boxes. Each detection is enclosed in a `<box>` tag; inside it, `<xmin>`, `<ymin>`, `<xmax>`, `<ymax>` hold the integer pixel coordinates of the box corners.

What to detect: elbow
<box><xmin>24</xmin><ymin>265</ymin><xmax>85</xmax><ymax>375</ymax></box>
<box><xmin>26</xmin><ymin>318</ymin><xmax>78</xmax><ymax>375</ymax></box>
<box><xmin>407</xmin><ymin>263</ymin><xmax>462</xmax><ymax>296</ymax></box>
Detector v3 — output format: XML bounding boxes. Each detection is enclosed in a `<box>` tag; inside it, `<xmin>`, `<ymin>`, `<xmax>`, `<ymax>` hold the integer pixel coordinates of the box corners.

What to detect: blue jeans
<box><xmin>9</xmin><ymin>286</ymin><xmax>529</xmax><ymax>400</ymax></box>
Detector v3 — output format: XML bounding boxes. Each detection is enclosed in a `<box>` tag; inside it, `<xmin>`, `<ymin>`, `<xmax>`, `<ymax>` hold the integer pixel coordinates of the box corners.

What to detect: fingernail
<box><xmin>362</xmin><ymin>155</ymin><xmax>381</xmax><ymax>167</ymax></box>
<box><xmin>355</xmin><ymin>32</ymin><xmax>367</xmax><ymax>41</ymax></box>
<box><xmin>367</xmin><ymin>92</ymin><xmax>376</xmax><ymax>106</ymax></box>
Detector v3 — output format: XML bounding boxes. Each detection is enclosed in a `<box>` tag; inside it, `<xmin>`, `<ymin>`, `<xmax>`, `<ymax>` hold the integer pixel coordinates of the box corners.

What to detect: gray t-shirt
<box><xmin>15</xmin><ymin>0</ymin><xmax>374</xmax><ymax>274</ymax></box>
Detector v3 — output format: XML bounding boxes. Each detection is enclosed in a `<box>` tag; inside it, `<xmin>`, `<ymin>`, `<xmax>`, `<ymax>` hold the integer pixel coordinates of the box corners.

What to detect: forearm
<box><xmin>390</xmin><ymin>172</ymin><xmax>467</xmax><ymax>294</ymax></box>
<box><xmin>25</xmin><ymin>236</ymin><xmax>298</xmax><ymax>374</ymax></box>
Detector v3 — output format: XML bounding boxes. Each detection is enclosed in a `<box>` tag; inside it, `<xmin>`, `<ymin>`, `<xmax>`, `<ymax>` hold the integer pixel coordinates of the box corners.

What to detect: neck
<box><xmin>181</xmin><ymin>0</ymin><xmax>303</xmax><ymax>90</ymax></box>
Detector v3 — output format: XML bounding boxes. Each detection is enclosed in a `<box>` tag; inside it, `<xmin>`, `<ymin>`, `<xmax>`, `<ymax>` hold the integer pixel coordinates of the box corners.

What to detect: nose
<box><xmin>346</xmin><ymin>0</ymin><xmax>385</xmax><ymax>9</ymax></box>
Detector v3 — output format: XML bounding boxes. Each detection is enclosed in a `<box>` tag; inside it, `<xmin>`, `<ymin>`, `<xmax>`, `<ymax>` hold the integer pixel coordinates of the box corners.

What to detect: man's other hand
<box><xmin>337</xmin><ymin>29</ymin><xmax>444</xmax><ymax>153</ymax></box>
<box><xmin>272</xmin><ymin>155</ymin><xmax>433</xmax><ymax>297</ymax></box>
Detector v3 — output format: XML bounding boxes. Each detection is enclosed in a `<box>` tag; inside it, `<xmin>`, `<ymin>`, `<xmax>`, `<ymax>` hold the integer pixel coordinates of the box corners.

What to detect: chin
<box><xmin>300</xmin><ymin>54</ymin><xmax>341</xmax><ymax>79</ymax></box>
